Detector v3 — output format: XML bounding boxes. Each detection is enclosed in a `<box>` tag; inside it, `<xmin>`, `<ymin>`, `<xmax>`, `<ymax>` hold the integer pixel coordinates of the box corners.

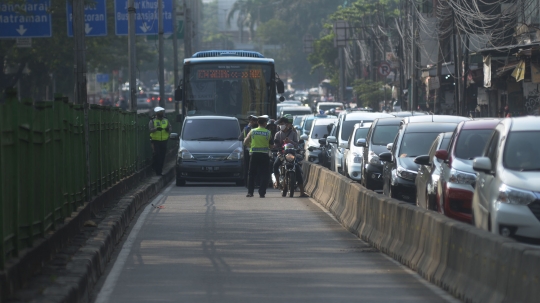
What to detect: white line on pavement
<box><xmin>94</xmin><ymin>183</ymin><xmax>174</xmax><ymax>303</ymax></box>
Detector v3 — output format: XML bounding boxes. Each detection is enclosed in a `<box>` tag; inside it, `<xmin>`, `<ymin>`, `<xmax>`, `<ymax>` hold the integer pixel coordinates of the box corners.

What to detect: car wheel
<box><xmin>176</xmin><ymin>177</ymin><xmax>186</xmax><ymax>186</ymax></box>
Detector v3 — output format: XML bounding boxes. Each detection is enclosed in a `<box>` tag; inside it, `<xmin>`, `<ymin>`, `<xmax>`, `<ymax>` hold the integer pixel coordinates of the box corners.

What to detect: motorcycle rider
<box><xmin>273</xmin><ymin>115</ymin><xmax>308</xmax><ymax>197</ymax></box>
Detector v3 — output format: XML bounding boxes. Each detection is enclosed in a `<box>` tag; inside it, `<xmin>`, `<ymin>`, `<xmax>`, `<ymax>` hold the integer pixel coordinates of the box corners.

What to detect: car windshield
<box><xmin>454</xmin><ymin>129</ymin><xmax>493</xmax><ymax>160</ymax></box>
<box><xmin>311</xmin><ymin>125</ymin><xmax>330</xmax><ymax>139</ymax></box>
<box><xmin>341</xmin><ymin>120</ymin><xmax>373</xmax><ymax>141</ymax></box>
<box><xmin>304</xmin><ymin>118</ymin><xmax>314</xmax><ymax>131</ymax></box>
<box><xmin>283</xmin><ymin>110</ymin><xmax>312</xmax><ymax>116</ymax></box>
<box><xmin>399</xmin><ymin>132</ymin><xmax>441</xmax><ymax>158</ymax></box>
<box><xmin>354</xmin><ymin>128</ymin><xmax>370</xmax><ymax>141</ymax></box>
<box><xmin>371</xmin><ymin>125</ymin><xmax>399</xmax><ymax>145</ymax></box>
<box><xmin>503</xmin><ymin>131</ymin><xmax>540</xmax><ymax>171</ymax></box>
<box><xmin>319</xmin><ymin>104</ymin><xmax>344</xmax><ymax>111</ymax></box>
<box><xmin>182</xmin><ymin>119</ymin><xmax>240</xmax><ymax>141</ymax></box>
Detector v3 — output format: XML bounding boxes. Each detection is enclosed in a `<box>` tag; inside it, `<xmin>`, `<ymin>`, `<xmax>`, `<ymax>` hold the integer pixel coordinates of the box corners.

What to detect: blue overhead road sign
<box><xmin>0</xmin><ymin>0</ymin><xmax>52</xmax><ymax>38</ymax></box>
<box><xmin>67</xmin><ymin>0</ymin><xmax>107</xmax><ymax>37</ymax></box>
<box><xmin>114</xmin><ymin>0</ymin><xmax>173</xmax><ymax>35</ymax></box>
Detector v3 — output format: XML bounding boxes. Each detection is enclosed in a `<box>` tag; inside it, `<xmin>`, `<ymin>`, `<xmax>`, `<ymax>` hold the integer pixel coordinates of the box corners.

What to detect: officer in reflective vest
<box><xmin>243</xmin><ymin>115</ymin><xmax>273</xmax><ymax>198</ymax></box>
<box><xmin>238</xmin><ymin>115</ymin><xmax>258</xmax><ymax>187</ymax></box>
<box><xmin>149</xmin><ymin>107</ymin><xmax>171</xmax><ymax>176</ymax></box>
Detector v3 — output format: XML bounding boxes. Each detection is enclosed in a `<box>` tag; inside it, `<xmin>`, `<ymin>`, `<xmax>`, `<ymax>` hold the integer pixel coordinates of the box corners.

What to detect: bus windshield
<box><xmin>184</xmin><ymin>63</ymin><xmax>273</xmax><ymax>120</ymax></box>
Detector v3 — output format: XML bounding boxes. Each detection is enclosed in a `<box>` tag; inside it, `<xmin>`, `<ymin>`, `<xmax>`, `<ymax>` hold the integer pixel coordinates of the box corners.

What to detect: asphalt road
<box><xmin>91</xmin><ymin>182</ymin><xmax>460</xmax><ymax>303</ymax></box>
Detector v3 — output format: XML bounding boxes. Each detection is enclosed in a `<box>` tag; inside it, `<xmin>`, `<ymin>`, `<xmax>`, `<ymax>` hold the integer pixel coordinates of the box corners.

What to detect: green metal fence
<box><xmin>0</xmin><ymin>97</ymin><xmax>179</xmax><ymax>269</ymax></box>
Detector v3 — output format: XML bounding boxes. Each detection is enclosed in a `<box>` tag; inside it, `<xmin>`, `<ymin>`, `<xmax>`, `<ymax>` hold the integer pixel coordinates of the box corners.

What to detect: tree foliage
<box><xmin>352</xmin><ymin>78</ymin><xmax>386</xmax><ymax>110</ymax></box>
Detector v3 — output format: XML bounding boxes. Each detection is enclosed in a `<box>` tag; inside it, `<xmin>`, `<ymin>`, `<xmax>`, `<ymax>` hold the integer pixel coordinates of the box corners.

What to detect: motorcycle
<box><xmin>276</xmin><ymin>147</ymin><xmax>304</xmax><ymax>197</ymax></box>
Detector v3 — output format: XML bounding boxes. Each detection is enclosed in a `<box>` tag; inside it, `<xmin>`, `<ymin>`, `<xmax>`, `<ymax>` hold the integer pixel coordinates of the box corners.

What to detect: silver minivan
<box><xmin>171</xmin><ymin>116</ymin><xmax>244</xmax><ymax>186</ymax></box>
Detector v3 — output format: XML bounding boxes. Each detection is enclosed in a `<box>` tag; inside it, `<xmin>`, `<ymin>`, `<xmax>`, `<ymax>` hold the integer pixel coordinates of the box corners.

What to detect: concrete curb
<box><xmin>302</xmin><ymin>161</ymin><xmax>540</xmax><ymax>303</ymax></box>
<box><xmin>1</xmin><ymin>156</ymin><xmax>176</xmax><ymax>303</ymax></box>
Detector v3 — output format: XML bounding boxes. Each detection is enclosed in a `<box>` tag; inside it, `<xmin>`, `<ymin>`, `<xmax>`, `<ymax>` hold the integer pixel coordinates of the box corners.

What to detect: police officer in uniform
<box><xmin>149</xmin><ymin>107</ymin><xmax>171</xmax><ymax>176</ymax></box>
<box><xmin>239</xmin><ymin>115</ymin><xmax>258</xmax><ymax>186</ymax></box>
<box><xmin>243</xmin><ymin>115</ymin><xmax>273</xmax><ymax>198</ymax></box>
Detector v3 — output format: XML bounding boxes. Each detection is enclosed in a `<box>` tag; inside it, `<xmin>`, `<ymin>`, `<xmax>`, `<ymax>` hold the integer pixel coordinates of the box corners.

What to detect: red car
<box><xmin>436</xmin><ymin>119</ymin><xmax>500</xmax><ymax>223</ymax></box>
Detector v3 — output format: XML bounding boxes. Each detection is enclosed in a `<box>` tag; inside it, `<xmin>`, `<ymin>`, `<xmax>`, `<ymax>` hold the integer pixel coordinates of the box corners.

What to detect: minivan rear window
<box><xmin>182</xmin><ymin>119</ymin><xmax>240</xmax><ymax>141</ymax></box>
<box><xmin>454</xmin><ymin>129</ymin><xmax>493</xmax><ymax>160</ymax></box>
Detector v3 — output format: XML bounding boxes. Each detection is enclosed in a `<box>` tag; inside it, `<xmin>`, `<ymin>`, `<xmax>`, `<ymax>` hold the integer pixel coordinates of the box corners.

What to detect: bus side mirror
<box><xmin>174</xmin><ymin>86</ymin><xmax>183</xmax><ymax>101</ymax></box>
<box><xmin>276</xmin><ymin>79</ymin><xmax>285</xmax><ymax>94</ymax></box>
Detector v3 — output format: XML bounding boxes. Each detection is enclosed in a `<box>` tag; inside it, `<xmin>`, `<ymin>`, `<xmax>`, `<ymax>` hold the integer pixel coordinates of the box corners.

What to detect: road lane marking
<box><xmin>94</xmin><ymin>183</ymin><xmax>174</xmax><ymax>303</ymax></box>
<box><xmin>308</xmin><ymin>197</ymin><xmax>461</xmax><ymax>303</ymax></box>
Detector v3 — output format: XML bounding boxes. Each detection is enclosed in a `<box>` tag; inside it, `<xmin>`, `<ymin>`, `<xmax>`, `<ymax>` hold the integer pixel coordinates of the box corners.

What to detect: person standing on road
<box><xmin>239</xmin><ymin>115</ymin><xmax>258</xmax><ymax>185</ymax></box>
<box><xmin>243</xmin><ymin>115</ymin><xmax>273</xmax><ymax>198</ymax></box>
<box><xmin>149</xmin><ymin>107</ymin><xmax>171</xmax><ymax>176</ymax></box>
<box><xmin>272</xmin><ymin>115</ymin><xmax>308</xmax><ymax>197</ymax></box>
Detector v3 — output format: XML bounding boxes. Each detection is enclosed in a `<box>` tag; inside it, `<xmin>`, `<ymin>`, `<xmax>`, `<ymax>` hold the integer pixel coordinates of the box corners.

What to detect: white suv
<box><xmin>472</xmin><ymin>117</ymin><xmax>540</xmax><ymax>240</ymax></box>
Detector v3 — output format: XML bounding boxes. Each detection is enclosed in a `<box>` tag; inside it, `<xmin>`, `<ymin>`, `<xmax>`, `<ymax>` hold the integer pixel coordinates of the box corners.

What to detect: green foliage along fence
<box><xmin>0</xmin><ymin>98</ymin><xmax>180</xmax><ymax>269</ymax></box>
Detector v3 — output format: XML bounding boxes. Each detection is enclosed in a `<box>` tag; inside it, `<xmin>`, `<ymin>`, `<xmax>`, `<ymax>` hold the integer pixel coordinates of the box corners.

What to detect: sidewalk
<box><xmin>3</xmin><ymin>160</ymin><xmax>177</xmax><ymax>303</ymax></box>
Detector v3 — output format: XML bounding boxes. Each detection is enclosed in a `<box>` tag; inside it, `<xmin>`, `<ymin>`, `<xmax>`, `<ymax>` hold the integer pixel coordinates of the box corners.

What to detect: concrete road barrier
<box><xmin>302</xmin><ymin>161</ymin><xmax>540</xmax><ymax>303</ymax></box>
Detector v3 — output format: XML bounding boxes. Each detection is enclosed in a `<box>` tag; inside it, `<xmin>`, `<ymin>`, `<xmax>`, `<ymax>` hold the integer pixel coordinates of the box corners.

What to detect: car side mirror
<box><xmin>472</xmin><ymin>157</ymin><xmax>492</xmax><ymax>174</ymax></box>
<box><xmin>434</xmin><ymin>149</ymin><xmax>449</xmax><ymax>161</ymax></box>
<box><xmin>339</xmin><ymin>142</ymin><xmax>348</xmax><ymax>149</ymax></box>
<box><xmin>174</xmin><ymin>86</ymin><xmax>183</xmax><ymax>101</ymax></box>
<box><xmin>355</xmin><ymin>138</ymin><xmax>367</xmax><ymax>147</ymax></box>
<box><xmin>169</xmin><ymin>133</ymin><xmax>179</xmax><ymax>140</ymax></box>
<box><xmin>386</xmin><ymin>143</ymin><xmax>393</xmax><ymax>151</ymax></box>
<box><xmin>414</xmin><ymin>155</ymin><xmax>431</xmax><ymax>166</ymax></box>
<box><xmin>379</xmin><ymin>151</ymin><xmax>393</xmax><ymax>163</ymax></box>
<box><xmin>300</xmin><ymin>134</ymin><xmax>308</xmax><ymax>141</ymax></box>
<box><xmin>276</xmin><ymin>79</ymin><xmax>285</xmax><ymax>94</ymax></box>
<box><xmin>326</xmin><ymin>136</ymin><xmax>337</xmax><ymax>144</ymax></box>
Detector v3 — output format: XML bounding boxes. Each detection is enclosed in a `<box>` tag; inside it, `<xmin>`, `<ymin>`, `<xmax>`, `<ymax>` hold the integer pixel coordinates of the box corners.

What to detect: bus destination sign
<box><xmin>197</xmin><ymin>69</ymin><xmax>262</xmax><ymax>80</ymax></box>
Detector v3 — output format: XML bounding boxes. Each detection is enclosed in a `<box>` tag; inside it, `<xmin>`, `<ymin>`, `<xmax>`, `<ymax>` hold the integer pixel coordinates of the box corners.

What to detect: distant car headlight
<box><xmin>397</xmin><ymin>166</ymin><xmax>417</xmax><ymax>181</ymax></box>
<box><xmin>179</xmin><ymin>148</ymin><xmax>195</xmax><ymax>160</ymax></box>
<box><xmin>226</xmin><ymin>147</ymin><xmax>243</xmax><ymax>160</ymax></box>
<box><xmin>368</xmin><ymin>151</ymin><xmax>381</xmax><ymax>165</ymax></box>
<box><xmin>497</xmin><ymin>184</ymin><xmax>536</xmax><ymax>205</ymax></box>
<box><xmin>285</xmin><ymin>154</ymin><xmax>296</xmax><ymax>162</ymax></box>
<box><xmin>448</xmin><ymin>168</ymin><xmax>476</xmax><ymax>185</ymax></box>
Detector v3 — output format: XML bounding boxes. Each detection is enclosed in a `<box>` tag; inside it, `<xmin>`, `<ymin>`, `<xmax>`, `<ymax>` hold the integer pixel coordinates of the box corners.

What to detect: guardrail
<box><xmin>0</xmin><ymin>97</ymin><xmax>180</xmax><ymax>269</ymax></box>
<box><xmin>302</xmin><ymin>161</ymin><xmax>540</xmax><ymax>303</ymax></box>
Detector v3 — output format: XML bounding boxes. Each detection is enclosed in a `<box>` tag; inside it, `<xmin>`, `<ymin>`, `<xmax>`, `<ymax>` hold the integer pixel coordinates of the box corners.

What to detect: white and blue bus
<box><xmin>175</xmin><ymin>50</ymin><xmax>284</xmax><ymax>126</ymax></box>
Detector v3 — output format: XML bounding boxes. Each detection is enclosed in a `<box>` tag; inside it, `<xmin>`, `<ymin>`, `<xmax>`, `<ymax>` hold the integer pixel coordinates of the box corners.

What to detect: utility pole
<box><xmin>410</xmin><ymin>1</ymin><xmax>417</xmax><ymax>112</ymax></box>
<box><xmin>73</xmin><ymin>0</ymin><xmax>91</xmax><ymax>200</ymax></box>
<box><xmin>452</xmin><ymin>10</ymin><xmax>459</xmax><ymax>115</ymax></box>
<box><xmin>128</xmin><ymin>0</ymin><xmax>137</xmax><ymax>110</ymax></box>
<box><xmin>462</xmin><ymin>34</ymin><xmax>469</xmax><ymax>116</ymax></box>
<box><xmin>173</xmin><ymin>0</ymin><xmax>179</xmax><ymax>114</ymax></box>
<box><xmin>158</xmin><ymin>0</ymin><xmax>165</xmax><ymax>108</ymax></box>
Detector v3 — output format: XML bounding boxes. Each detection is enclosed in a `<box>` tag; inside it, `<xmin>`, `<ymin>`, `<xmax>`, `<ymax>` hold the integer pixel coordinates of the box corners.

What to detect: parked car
<box><xmin>327</xmin><ymin>112</ymin><xmax>394</xmax><ymax>175</ymax></box>
<box><xmin>361</xmin><ymin>117</ymin><xmax>403</xmax><ymax>191</ymax></box>
<box><xmin>472</xmin><ymin>117</ymin><xmax>540</xmax><ymax>241</ymax></box>
<box><xmin>379</xmin><ymin>122</ymin><xmax>459</xmax><ymax>203</ymax></box>
<box><xmin>414</xmin><ymin>132</ymin><xmax>453</xmax><ymax>210</ymax></box>
<box><xmin>301</xmin><ymin>117</ymin><xmax>338</xmax><ymax>164</ymax></box>
<box><xmin>343</xmin><ymin>122</ymin><xmax>372</xmax><ymax>181</ymax></box>
<box><xmin>276</xmin><ymin>103</ymin><xmax>301</xmax><ymax>118</ymax></box>
<box><xmin>296</xmin><ymin>113</ymin><xmax>328</xmax><ymax>137</ymax></box>
<box><xmin>436</xmin><ymin>119</ymin><xmax>500</xmax><ymax>223</ymax></box>
<box><xmin>171</xmin><ymin>116</ymin><xmax>244</xmax><ymax>186</ymax></box>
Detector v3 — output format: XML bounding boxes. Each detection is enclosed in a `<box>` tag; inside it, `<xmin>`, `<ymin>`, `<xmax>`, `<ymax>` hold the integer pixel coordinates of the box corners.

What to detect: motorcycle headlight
<box><xmin>397</xmin><ymin>166</ymin><xmax>417</xmax><ymax>181</ymax></box>
<box><xmin>497</xmin><ymin>184</ymin><xmax>537</xmax><ymax>205</ymax></box>
<box><xmin>285</xmin><ymin>154</ymin><xmax>295</xmax><ymax>162</ymax></box>
<box><xmin>368</xmin><ymin>151</ymin><xmax>381</xmax><ymax>165</ymax></box>
<box><xmin>226</xmin><ymin>147</ymin><xmax>243</xmax><ymax>160</ymax></box>
<box><xmin>448</xmin><ymin>168</ymin><xmax>476</xmax><ymax>185</ymax></box>
<box><xmin>352</xmin><ymin>152</ymin><xmax>362</xmax><ymax>163</ymax></box>
<box><xmin>179</xmin><ymin>148</ymin><xmax>195</xmax><ymax>160</ymax></box>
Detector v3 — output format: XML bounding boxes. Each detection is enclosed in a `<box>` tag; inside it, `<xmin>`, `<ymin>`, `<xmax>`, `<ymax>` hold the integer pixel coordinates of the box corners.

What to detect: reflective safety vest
<box><xmin>249</xmin><ymin>127</ymin><xmax>271</xmax><ymax>153</ymax></box>
<box><xmin>150</xmin><ymin>119</ymin><xmax>170</xmax><ymax>141</ymax></box>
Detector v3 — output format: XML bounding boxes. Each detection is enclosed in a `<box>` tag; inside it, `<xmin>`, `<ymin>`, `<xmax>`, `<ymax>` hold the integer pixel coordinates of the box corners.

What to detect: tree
<box><xmin>352</xmin><ymin>78</ymin><xmax>386</xmax><ymax>110</ymax></box>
